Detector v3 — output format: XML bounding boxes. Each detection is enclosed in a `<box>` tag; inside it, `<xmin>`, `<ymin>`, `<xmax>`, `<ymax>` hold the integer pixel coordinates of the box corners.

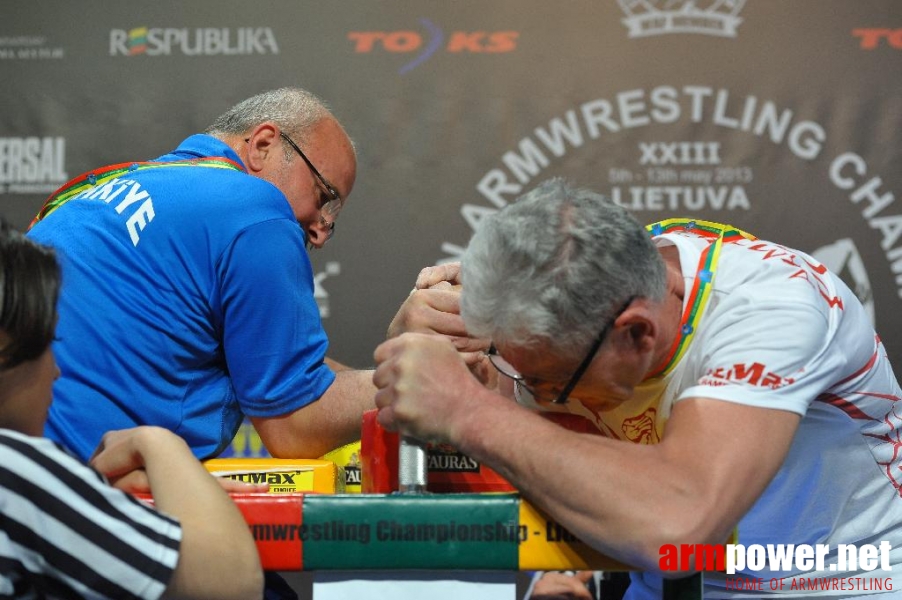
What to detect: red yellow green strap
<box><xmin>644</xmin><ymin>219</ymin><xmax>757</xmax><ymax>379</ymax></box>
<box><xmin>28</xmin><ymin>157</ymin><xmax>244</xmax><ymax>230</ymax></box>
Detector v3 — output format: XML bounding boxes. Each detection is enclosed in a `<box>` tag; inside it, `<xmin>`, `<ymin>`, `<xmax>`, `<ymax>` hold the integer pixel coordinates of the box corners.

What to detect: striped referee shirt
<box><xmin>0</xmin><ymin>429</ymin><xmax>182</xmax><ymax>599</ymax></box>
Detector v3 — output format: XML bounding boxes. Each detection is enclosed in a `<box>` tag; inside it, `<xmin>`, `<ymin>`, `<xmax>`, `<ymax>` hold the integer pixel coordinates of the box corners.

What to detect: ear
<box><xmin>614</xmin><ymin>302</ymin><xmax>657</xmax><ymax>355</ymax></box>
<box><xmin>243</xmin><ymin>123</ymin><xmax>280</xmax><ymax>174</ymax></box>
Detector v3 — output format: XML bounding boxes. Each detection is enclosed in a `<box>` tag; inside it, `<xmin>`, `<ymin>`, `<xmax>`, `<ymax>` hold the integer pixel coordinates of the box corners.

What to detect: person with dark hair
<box><xmin>27</xmin><ymin>87</ymin><xmax>376</xmax><ymax>462</ymax></box>
<box><xmin>374</xmin><ymin>178</ymin><xmax>902</xmax><ymax>598</ymax></box>
<box><xmin>0</xmin><ymin>218</ymin><xmax>264</xmax><ymax>599</ymax></box>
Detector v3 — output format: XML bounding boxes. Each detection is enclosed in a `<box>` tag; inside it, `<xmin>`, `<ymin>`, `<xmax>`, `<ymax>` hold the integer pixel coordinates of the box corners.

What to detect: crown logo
<box><xmin>618</xmin><ymin>0</ymin><xmax>746</xmax><ymax>38</ymax></box>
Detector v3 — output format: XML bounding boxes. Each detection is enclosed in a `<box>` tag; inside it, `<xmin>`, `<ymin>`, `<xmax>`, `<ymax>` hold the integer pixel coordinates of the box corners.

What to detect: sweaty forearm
<box><xmin>450</xmin><ymin>396</ymin><xmax>704</xmax><ymax>572</ymax></box>
<box><xmin>253</xmin><ymin>369</ymin><xmax>377</xmax><ymax>458</ymax></box>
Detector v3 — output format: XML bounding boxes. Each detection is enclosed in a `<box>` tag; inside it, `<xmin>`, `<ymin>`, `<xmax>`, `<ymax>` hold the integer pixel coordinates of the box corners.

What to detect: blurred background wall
<box><xmin>3</xmin><ymin>1</ymin><xmax>900</xmax><ymax>458</ymax></box>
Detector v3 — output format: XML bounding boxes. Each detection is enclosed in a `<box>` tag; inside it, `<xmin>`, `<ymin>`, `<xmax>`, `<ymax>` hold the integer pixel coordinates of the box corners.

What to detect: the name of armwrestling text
<box><xmin>660</xmin><ymin>542</ymin><xmax>892</xmax><ymax>574</ymax></box>
<box><xmin>660</xmin><ymin>542</ymin><xmax>894</xmax><ymax>591</ymax></box>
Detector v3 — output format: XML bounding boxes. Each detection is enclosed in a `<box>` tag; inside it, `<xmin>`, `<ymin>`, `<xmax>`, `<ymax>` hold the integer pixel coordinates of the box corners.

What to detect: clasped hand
<box><xmin>375</xmin><ymin>263</ymin><xmax>495</xmax><ymax>443</ymax></box>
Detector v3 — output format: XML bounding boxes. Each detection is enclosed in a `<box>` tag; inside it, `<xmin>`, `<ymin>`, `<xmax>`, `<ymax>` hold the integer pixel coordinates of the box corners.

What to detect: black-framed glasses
<box><xmin>487</xmin><ymin>296</ymin><xmax>636</xmax><ymax>405</ymax></box>
<box><xmin>279</xmin><ymin>131</ymin><xmax>343</xmax><ymax>240</ymax></box>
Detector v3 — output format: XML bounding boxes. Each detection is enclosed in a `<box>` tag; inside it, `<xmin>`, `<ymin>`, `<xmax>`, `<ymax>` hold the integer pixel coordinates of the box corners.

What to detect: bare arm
<box><xmin>372</xmin><ymin>333</ymin><xmax>800</xmax><ymax>573</ymax></box>
<box><xmin>325</xmin><ymin>356</ymin><xmax>352</xmax><ymax>371</ymax></box>
<box><xmin>459</xmin><ymin>392</ymin><xmax>799</xmax><ymax>572</ymax></box>
<box><xmin>251</xmin><ymin>368</ymin><xmax>376</xmax><ymax>458</ymax></box>
<box><xmin>90</xmin><ymin>427</ymin><xmax>264</xmax><ymax>600</ymax></box>
<box><xmin>250</xmin><ymin>265</ymin><xmax>471</xmax><ymax>458</ymax></box>
<box><xmin>254</xmin><ymin>262</ymin><xmax>494</xmax><ymax>459</ymax></box>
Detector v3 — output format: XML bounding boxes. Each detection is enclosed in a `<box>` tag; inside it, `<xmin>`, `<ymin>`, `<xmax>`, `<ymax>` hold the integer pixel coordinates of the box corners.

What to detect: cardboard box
<box><xmin>204</xmin><ymin>458</ymin><xmax>342</xmax><ymax>494</ymax></box>
<box><xmin>320</xmin><ymin>440</ymin><xmax>362</xmax><ymax>493</ymax></box>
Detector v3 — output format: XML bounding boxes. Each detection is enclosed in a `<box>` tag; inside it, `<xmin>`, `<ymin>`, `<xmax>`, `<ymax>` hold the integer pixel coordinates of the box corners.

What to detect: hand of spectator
<box><xmin>529</xmin><ymin>571</ymin><xmax>596</xmax><ymax>600</ymax></box>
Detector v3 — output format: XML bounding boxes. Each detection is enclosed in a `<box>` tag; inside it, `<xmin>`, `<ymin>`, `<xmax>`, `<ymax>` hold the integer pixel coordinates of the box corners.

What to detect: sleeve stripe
<box><xmin>0</xmin><ymin>431</ymin><xmax>180</xmax><ymax>598</ymax></box>
<box><xmin>0</xmin><ymin>434</ymin><xmax>180</xmax><ymax>547</ymax></box>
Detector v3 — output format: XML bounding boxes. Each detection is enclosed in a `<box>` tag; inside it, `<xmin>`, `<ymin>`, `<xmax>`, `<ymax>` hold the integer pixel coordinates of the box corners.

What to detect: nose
<box><xmin>306</xmin><ymin>230</ymin><xmax>324</xmax><ymax>249</ymax></box>
<box><xmin>305</xmin><ymin>215</ymin><xmax>335</xmax><ymax>250</ymax></box>
<box><xmin>304</xmin><ymin>223</ymin><xmax>329</xmax><ymax>250</ymax></box>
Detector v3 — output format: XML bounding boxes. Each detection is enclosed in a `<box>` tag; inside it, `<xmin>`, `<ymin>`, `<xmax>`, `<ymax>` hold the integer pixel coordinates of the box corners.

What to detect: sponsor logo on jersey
<box><xmin>700</xmin><ymin>362</ymin><xmax>796</xmax><ymax>390</ymax></box>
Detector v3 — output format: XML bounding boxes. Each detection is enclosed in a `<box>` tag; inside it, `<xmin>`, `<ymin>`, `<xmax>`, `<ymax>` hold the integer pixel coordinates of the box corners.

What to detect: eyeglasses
<box><xmin>487</xmin><ymin>296</ymin><xmax>636</xmax><ymax>405</ymax></box>
<box><xmin>279</xmin><ymin>131</ymin><xmax>343</xmax><ymax>242</ymax></box>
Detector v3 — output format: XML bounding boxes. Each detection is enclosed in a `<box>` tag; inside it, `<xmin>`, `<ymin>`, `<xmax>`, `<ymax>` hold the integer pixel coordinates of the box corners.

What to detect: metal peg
<box><xmin>398</xmin><ymin>436</ymin><xmax>428</xmax><ymax>493</ymax></box>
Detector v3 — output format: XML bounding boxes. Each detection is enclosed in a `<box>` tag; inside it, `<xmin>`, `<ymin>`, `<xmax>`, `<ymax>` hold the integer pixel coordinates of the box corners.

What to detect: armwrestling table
<box><xmin>222</xmin><ymin>491</ymin><xmax>702</xmax><ymax>600</ymax></box>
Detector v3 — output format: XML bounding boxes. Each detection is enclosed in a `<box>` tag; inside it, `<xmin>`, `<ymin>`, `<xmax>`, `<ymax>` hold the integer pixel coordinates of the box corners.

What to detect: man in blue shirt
<box><xmin>29</xmin><ymin>87</ymin><xmax>375</xmax><ymax>461</ymax></box>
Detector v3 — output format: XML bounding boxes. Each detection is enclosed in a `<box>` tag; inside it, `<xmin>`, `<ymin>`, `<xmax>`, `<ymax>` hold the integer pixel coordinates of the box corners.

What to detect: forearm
<box><xmin>253</xmin><ymin>369</ymin><xmax>377</xmax><ymax>458</ymax></box>
<box><xmin>453</xmin><ymin>396</ymin><xmax>799</xmax><ymax>574</ymax></box>
<box><xmin>325</xmin><ymin>356</ymin><xmax>352</xmax><ymax>371</ymax></box>
<box><xmin>138</xmin><ymin>429</ymin><xmax>263</xmax><ymax>600</ymax></box>
<box><xmin>450</xmin><ymin>396</ymin><xmax>718</xmax><ymax>572</ymax></box>
<box><xmin>372</xmin><ymin>336</ymin><xmax>793</xmax><ymax>574</ymax></box>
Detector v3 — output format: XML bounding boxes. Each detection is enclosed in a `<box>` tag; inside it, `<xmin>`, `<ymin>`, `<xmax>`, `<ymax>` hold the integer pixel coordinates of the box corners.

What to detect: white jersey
<box><xmin>575</xmin><ymin>226</ymin><xmax>902</xmax><ymax>598</ymax></box>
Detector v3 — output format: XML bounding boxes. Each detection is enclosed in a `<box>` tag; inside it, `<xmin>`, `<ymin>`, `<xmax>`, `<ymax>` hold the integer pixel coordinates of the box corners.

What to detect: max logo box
<box><xmin>204</xmin><ymin>458</ymin><xmax>342</xmax><ymax>494</ymax></box>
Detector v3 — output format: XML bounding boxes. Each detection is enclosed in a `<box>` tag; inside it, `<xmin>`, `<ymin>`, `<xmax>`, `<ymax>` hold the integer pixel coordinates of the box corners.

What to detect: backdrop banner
<box><xmin>3</xmin><ymin>2</ymin><xmax>900</xmax><ymax>458</ymax></box>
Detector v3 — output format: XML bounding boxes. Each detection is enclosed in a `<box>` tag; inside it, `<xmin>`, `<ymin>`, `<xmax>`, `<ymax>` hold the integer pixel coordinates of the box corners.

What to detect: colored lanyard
<box><xmin>27</xmin><ymin>156</ymin><xmax>244</xmax><ymax>230</ymax></box>
<box><xmin>643</xmin><ymin>218</ymin><xmax>758</xmax><ymax>379</ymax></box>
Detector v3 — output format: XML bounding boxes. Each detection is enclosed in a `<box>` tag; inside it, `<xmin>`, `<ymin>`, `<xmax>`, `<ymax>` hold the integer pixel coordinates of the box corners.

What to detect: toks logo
<box><xmin>348</xmin><ymin>18</ymin><xmax>518</xmax><ymax>74</ymax></box>
<box><xmin>853</xmin><ymin>29</ymin><xmax>902</xmax><ymax>50</ymax></box>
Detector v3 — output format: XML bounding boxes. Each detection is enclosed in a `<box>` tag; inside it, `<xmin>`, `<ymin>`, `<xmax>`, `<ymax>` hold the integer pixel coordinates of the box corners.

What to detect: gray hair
<box><xmin>205</xmin><ymin>87</ymin><xmax>342</xmax><ymax>153</ymax></box>
<box><xmin>460</xmin><ymin>178</ymin><xmax>666</xmax><ymax>362</ymax></box>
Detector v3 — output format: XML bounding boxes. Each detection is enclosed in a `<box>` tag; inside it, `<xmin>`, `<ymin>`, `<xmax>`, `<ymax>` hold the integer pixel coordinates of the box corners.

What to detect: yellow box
<box><xmin>204</xmin><ymin>458</ymin><xmax>342</xmax><ymax>494</ymax></box>
<box><xmin>320</xmin><ymin>440</ymin><xmax>362</xmax><ymax>493</ymax></box>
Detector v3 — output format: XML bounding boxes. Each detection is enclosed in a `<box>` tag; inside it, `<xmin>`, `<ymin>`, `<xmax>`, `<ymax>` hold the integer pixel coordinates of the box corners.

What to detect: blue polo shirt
<box><xmin>29</xmin><ymin>134</ymin><xmax>335</xmax><ymax>460</ymax></box>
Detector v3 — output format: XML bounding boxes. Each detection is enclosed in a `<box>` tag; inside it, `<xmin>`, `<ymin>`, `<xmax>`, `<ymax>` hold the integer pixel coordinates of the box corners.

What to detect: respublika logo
<box><xmin>618</xmin><ymin>0</ymin><xmax>746</xmax><ymax>38</ymax></box>
<box><xmin>348</xmin><ymin>18</ymin><xmax>518</xmax><ymax>75</ymax></box>
<box><xmin>110</xmin><ymin>27</ymin><xmax>279</xmax><ymax>56</ymax></box>
<box><xmin>660</xmin><ymin>542</ymin><xmax>893</xmax><ymax>593</ymax></box>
